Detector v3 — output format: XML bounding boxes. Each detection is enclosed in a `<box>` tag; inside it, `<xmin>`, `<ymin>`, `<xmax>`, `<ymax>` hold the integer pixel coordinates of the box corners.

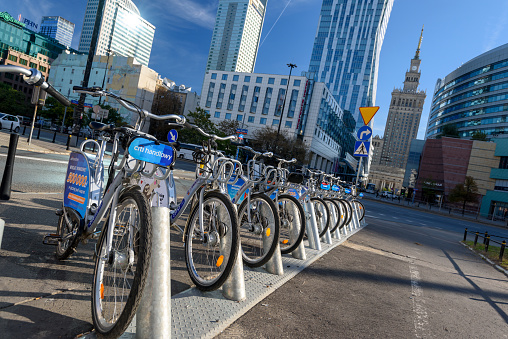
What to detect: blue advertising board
<box><xmin>64</xmin><ymin>152</ymin><xmax>90</xmax><ymax>218</ymax></box>
<box><xmin>227</xmin><ymin>176</ymin><xmax>248</xmax><ymax>204</ymax></box>
<box><xmin>320</xmin><ymin>182</ymin><xmax>330</xmax><ymax>190</ymax></box>
<box><xmin>128</xmin><ymin>138</ymin><xmax>176</xmax><ymax>167</ymax></box>
<box><xmin>331</xmin><ymin>184</ymin><xmax>340</xmax><ymax>192</ymax></box>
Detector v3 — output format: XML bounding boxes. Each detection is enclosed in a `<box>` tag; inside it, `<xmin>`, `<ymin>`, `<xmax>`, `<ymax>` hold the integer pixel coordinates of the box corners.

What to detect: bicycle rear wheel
<box><xmin>278</xmin><ymin>194</ymin><xmax>305</xmax><ymax>254</ymax></box>
<box><xmin>238</xmin><ymin>193</ymin><xmax>280</xmax><ymax>267</ymax></box>
<box><xmin>324</xmin><ymin>198</ymin><xmax>341</xmax><ymax>233</ymax></box>
<box><xmin>55</xmin><ymin>207</ymin><xmax>81</xmax><ymax>260</ymax></box>
<box><xmin>332</xmin><ymin>199</ymin><xmax>348</xmax><ymax>231</ymax></box>
<box><xmin>310</xmin><ymin>197</ymin><xmax>330</xmax><ymax>237</ymax></box>
<box><xmin>353</xmin><ymin>199</ymin><xmax>365</xmax><ymax>221</ymax></box>
<box><xmin>185</xmin><ymin>191</ymin><xmax>239</xmax><ymax>291</ymax></box>
<box><xmin>339</xmin><ymin>199</ymin><xmax>353</xmax><ymax>228</ymax></box>
<box><xmin>91</xmin><ymin>188</ymin><xmax>151</xmax><ymax>339</ymax></box>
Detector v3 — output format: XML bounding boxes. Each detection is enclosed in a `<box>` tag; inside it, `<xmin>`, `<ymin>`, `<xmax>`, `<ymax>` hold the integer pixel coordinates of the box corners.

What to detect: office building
<box><xmin>50</xmin><ymin>53</ymin><xmax>158</xmax><ymax>126</ymax></box>
<box><xmin>200</xmin><ymin>70</ymin><xmax>356</xmax><ymax>174</ymax></box>
<box><xmin>308</xmin><ymin>0</ymin><xmax>394</xmax><ymax>128</ymax></box>
<box><xmin>205</xmin><ymin>0</ymin><xmax>267</xmax><ymax>73</ymax></box>
<box><xmin>40</xmin><ymin>16</ymin><xmax>75</xmax><ymax>47</ymax></box>
<box><xmin>78</xmin><ymin>0</ymin><xmax>155</xmax><ymax>67</ymax></box>
<box><xmin>426</xmin><ymin>42</ymin><xmax>508</xmax><ymax>139</ymax></box>
<box><xmin>402</xmin><ymin>139</ymin><xmax>425</xmax><ymax>191</ymax></box>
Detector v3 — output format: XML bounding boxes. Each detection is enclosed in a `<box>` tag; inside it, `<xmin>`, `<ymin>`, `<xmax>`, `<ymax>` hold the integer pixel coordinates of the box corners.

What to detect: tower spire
<box><xmin>415</xmin><ymin>25</ymin><xmax>424</xmax><ymax>59</ymax></box>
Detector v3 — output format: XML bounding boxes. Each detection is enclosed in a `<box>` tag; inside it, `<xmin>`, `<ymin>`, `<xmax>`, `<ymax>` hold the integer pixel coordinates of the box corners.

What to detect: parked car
<box><xmin>381</xmin><ymin>191</ymin><xmax>394</xmax><ymax>198</ymax></box>
<box><xmin>0</xmin><ymin>113</ymin><xmax>20</xmax><ymax>133</ymax></box>
<box><xmin>17</xmin><ymin>116</ymin><xmax>31</xmax><ymax>126</ymax></box>
<box><xmin>177</xmin><ymin>143</ymin><xmax>202</xmax><ymax>160</ymax></box>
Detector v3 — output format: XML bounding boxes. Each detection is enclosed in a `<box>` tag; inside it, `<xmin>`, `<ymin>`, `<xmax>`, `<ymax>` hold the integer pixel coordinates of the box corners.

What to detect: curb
<box><xmin>460</xmin><ymin>241</ymin><xmax>508</xmax><ymax>277</ymax></box>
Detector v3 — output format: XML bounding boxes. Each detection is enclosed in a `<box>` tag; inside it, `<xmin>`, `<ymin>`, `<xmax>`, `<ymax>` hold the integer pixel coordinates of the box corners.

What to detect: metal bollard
<box><xmin>222</xmin><ymin>205</ymin><xmax>246</xmax><ymax>301</ymax></box>
<box><xmin>304</xmin><ymin>201</ymin><xmax>322</xmax><ymax>251</ymax></box>
<box><xmin>483</xmin><ymin>232</ymin><xmax>488</xmax><ymax>245</ymax></box>
<box><xmin>290</xmin><ymin>201</ymin><xmax>306</xmax><ymax>260</ymax></box>
<box><xmin>0</xmin><ymin>133</ymin><xmax>19</xmax><ymax>200</ymax></box>
<box><xmin>66</xmin><ymin>134</ymin><xmax>71</xmax><ymax>151</ymax></box>
<box><xmin>10</xmin><ymin>122</ymin><xmax>13</xmax><ymax>132</ymax></box>
<box><xmin>463</xmin><ymin>228</ymin><xmax>468</xmax><ymax>242</ymax></box>
<box><xmin>330</xmin><ymin>203</ymin><xmax>341</xmax><ymax>240</ymax></box>
<box><xmin>37</xmin><ymin>125</ymin><xmax>41</xmax><ymax>139</ymax></box>
<box><xmin>264</xmin><ymin>241</ymin><xmax>283</xmax><ymax>275</ymax></box>
<box><xmin>136</xmin><ymin>207</ymin><xmax>171</xmax><ymax>338</ymax></box>
<box><xmin>322</xmin><ymin>223</ymin><xmax>333</xmax><ymax>244</ymax></box>
<box><xmin>52</xmin><ymin>130</ymin><xmax>57</xmax><ymax>143</ymax></box>
<box><xmin>485</xmin><ymin>236</ymin><xmax>490</xmax><ymax>252</ymax></box>
<box><xmin>75</xmin><ymin>135</ymin><xmax>79</xmax><ymax>147</ymax></box>
<box><xmin>474</xmin><ymin>232</ymin><xmax>479</xmax><ymax>246</ymax></box>
<box><xmin>0</xmin><ymin>218</ymin><xmax>4</xmax><ymax>249</ymax></box>
<box><xmin>22</xmin><ymin>125</ymin><xmax>26</xmax><ymax>135</ymax></box>
<box><xmin>500</xmin><ymin>241</ymin><xmax>506</xmax><ymax>261</ymax></box>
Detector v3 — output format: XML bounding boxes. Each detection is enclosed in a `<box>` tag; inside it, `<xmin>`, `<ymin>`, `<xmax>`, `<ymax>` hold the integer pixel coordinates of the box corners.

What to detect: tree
<box><xmin>178</xmin><ymin>107</ymin><xmax>218</xmax><ymax>145</ymax></box>
<box><xmin>439</xmin><ymin>124</ymin><xmax>460</xmax><ymax>138</ymax></box>
<box><xmin>471</xmin><ymin>130</ymin><xmax>487</xmax><ymax>141</ymax></box>
<box><xmin>448</xmin><ymin>176</ymin><xmax>479</xmax><ymax>215</ymax></box>
<box><xmin>217</xmin><ymin>119</ymin><xmax>240</xmax><ymax>136</ymax></box>
<box><xmin>250</xmin><ymin>127</ymin><xmax>309</xmax><ymax>164</ymax></box>
<box><xmin>148</xmin><ymin>85</ymin><xmax>182</xmax><ymax>140</ymax></box>
<box><xmin>0</xmin><ymin>82</ymin><xmax>30</xmax><ymax>116</ymax></box>
<box><xmin>41</xmin><ymin>97</ymin><xmax>66</xmax><ymax>124</ymax></box>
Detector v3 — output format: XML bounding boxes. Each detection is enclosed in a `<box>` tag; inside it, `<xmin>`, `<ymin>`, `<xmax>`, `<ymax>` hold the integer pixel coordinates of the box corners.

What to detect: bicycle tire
<box><xmin>55</xmin><ymin>207</ymin><xmax>81</xmax><ymax>260</ymax></box>
<box><xmin>277</xmin><ymin>194</ymin><xmax>305</xmax><ymax>254</ymax></box>
<box><xmin>310</xmin><ymin>197</ymin><xmax>330</xmax><ymax>238</ymax></box>
<box><xmin>238</xmin><ymin>193</ymin><xmax>280</xmax><ymax>267</ymax></box>
<box><xmin>353</xmin><ymin>199</ymin><xmax>366</xmax><ymax>221</ymax></box>
<box><xmin>332</xmin><ymin>199</ymin><xmax>348</xmax><ymax>231</ymax></box>
<box><xmin>324</xmin><ymin>198</ymin><xmax>341</xmax><ymax>233</ymax></box>
<box><xmin>91</xmin><ymin>188</ymin><xmax>152</xmax><ymax>339</ymax></box>
<box><xmin>184</xmin><ymin>191</ymin><xmax>239</xmax><ymax>291</ymax></box>
<box><xmin>340</xmin><ymin>199</ymin><xmax>353</xmax><ymax>228</ymax></box>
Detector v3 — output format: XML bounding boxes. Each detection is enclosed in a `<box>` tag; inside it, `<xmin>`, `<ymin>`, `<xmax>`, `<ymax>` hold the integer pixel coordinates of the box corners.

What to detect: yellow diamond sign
<box><xmin>359</xmin><ymin>106</ymin><xmax>380</xmax><ymax>125</ymax></box>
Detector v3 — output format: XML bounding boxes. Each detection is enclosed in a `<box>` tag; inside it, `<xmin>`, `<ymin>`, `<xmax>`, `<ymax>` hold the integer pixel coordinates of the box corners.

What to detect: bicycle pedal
<box><xmin>43</xmin><ymin>233</ymin><xmax>61</xmax><ymax>246</ymax></box>
<box><xmin>55</xmin><ymin>209</ymin><xmax>63</xmax><ymax>216</ymax></box>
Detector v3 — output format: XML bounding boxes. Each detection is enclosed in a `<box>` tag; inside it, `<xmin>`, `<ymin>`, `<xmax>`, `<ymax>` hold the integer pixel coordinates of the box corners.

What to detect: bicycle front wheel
<box><xmin>353</xmin><ymin>199</ymin><xmax>365</xmax><ymax>221</ymax></box>
<box><xmin>238</xmin><ymin>193</ymin><xmax>280</xmax><ymax>267</ymax></box>
<box><xmin>185</xmin><ymin>191</ymin><xmax>239</xmax><ymax>291</ymax></box>
<box><xmin>92</xmin><ymin>188</ymin><xmax>152</xmax><ymax>339</ymax></box>
<box><xmin>310</xmin><ymin>197</ymin><xmax>330</xmax><ymax>237</ymax></box>
<box><xmin>278</xmin><ymin>194</ymin><xmax>305</xmax><ymax>254</ymax></box>
<box><xmin>324</xmin><ymin>198</ymin><xmax>341</xmax><ymax>233</ymax></box>
<box><xmin>55</xmin><ymin>207</ymin><xmax>81</xmax><ymax>260</ymax></box>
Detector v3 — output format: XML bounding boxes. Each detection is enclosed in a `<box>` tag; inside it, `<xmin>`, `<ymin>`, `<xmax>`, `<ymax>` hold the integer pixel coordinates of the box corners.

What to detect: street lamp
<box><xmin>275</xmin><ymin>63</ymin><xmax>297</xmax><ymax>145</ymax></box>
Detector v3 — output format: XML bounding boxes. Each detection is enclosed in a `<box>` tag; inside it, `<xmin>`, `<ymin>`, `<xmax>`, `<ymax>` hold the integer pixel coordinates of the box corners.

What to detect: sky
<box><xmin>4</xmin><ymin>0</ymin><xmax>508</xmax><ymax>139</ymax></box>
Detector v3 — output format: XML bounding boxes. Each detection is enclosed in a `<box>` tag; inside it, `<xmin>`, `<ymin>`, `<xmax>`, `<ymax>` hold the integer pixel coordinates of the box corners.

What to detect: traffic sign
<box><xmin>167</xmin><ymin>129</ymin><xmax>178</xmax><ymax>142</ymax></box>
<box><xmin>359</xmin><ymin>106</ymin><xmax>379</xmax><ymax>125</ymax></box>
<box><xmin>354</xmin><ymin>141</ymin><xmax>370</xmax><ymax>157</ymax></box>
<box><xmin>357</xmin><ymin>125</ymin><xmax>372</xmax><ymax>141</ymax></box>
<box><xmin>238</xmin><ymin>134</ymin><xmax>244</xmax><ymax>139</ymax></box>
<box><xmin>236</xmin><ymin>128</ymin><xmax>248</xmax><ymax>134</ymax></box>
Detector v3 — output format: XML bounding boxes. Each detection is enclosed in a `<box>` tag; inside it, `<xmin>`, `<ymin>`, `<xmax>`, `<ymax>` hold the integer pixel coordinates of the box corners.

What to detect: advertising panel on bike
<box><xmin>287</xmin><ymin>188</ymin><xmax>300</xmax><ymax>199</ymax></box>
<box><xmin>332</xmin><ymin>184</ymin><xmax>340</xmax><ymax>192</ymax></box>
<box><xmin>320</xmin><ymin>182</ymin><xmax>331</xmax><ymax>190</ymax></box>
<box><xmin>64</xmin><ymin>152</ymin><xmax>90</xmax><ymax>218</ymax></box>
<box><xmin>128</xmin><ymin>137</ymin><xmax>176</xmax><ymax>167</ymax></box>
<box><xmin>133</xmin><ymin>163</ymin><xmax>171</xmax><ymax>207</ymax></box>
<box><xmin>227</xmin><ymin>175</ymin><xmax>248</xmax><ymax>204</ymax></box>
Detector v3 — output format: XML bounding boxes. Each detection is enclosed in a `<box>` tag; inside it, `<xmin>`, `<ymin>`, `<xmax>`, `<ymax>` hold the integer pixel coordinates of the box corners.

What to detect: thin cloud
<box><xmin>483</xmin><ymin>3</ymin><xmax>508</xmax><ymax>52</ymax></box>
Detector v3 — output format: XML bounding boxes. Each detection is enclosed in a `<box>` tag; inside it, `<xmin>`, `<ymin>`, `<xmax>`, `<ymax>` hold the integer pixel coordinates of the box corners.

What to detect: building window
<box><xmin>293</xmin><ymin>79</ymin><xmax>301</xmax><ymax>86</ymax></box>
<box><xmin>236</xmin><ymin>114</ymin><xmax>243</xmax><ymax>121</ymax></box>
<box><xmin>248</xmin><ymin>116</ymin><xmax>255</xmax><ymax>123</ymax></box>
<box><xmin>205</xmin><ymin>82</ymin><xmax>215</xmax><ymax>107</ymax></box>
<box><xmin>211</xmin><ymin>73</ymin><xmax>217</xmax><ymax>79</ymax></box>
<box><xmin>262</xmin><ymin>88</ymin><xmax>273</xmax><ymax>115</ymax></box>
<box><xmin>268</xmin><ymin>77</ymin><xmax>275</xmax><ymax>84</ymax></box>
<box><xmin>239</xmin><ymin>85</ymin><xmax>248</xmax><ymax>112</ymax></box>
<box><xmin>281</xmin><ymin>78</ymin><xmax>288</xmax><ymax>86</ymax></box>
<box><xmin>500</xmin><ymin>157</ymin><xmax>508</xmax><ymax>169</ymax></box>
<box><xmin>222</xmin><ymin>74</ymin><xmax>228</xmax><ymax>81</ymax></box>
<box><xmin>19</xmin><ymin>58</ymin><xmax>27</xmax><ymax>66</ymax></box>
<box><xmin>29</xmin><ymin>62</ymin><xmax>37</xmax><ymax>68</ymax></box>
<box><xmin>225</xmin><ymin>113</ymin><xmax>232</xmax><ymax>120</ymax></box>
<box><xmin>227</xmin><ymin>84</ymin><xmax>237</xmax><ymax>110</ymax></box>
<box><xmin>275</xmin><ymin>88</ymin><xmax>285</xmax><ymax>117</ymax></box>
<box><xmin>287</xmin><ymin>90</ymin><xmax>299</xmax><ymax>118</ymax></box>
<box><xmin>8</xmin><ymin>55</ymin><xmax>17</xmax><ymax>62</ymax></box>
<box><xmin>245</xmin><ymin>76</ymin><xmax>250</xmax><ymax>82</ymax></box>
<box><xmin>233</xmin><ymin>75</ymin><xmax>239</xmax><ymax>81</ymax></box>
<box><xmin>272</xmin><ymin>119</ymin><xmax>280</xmax><ymax>126</ymax></box>
<box><xmin>256</xmin><ymin>77</ymin><xmax>262</xmax><ymax>83</ymax></box>
<box><xmin>285</xmin><ymin>121</ymin><xmax>292</xmax><ymax>128</ymax></box>
<box><xmin>216</xmin><ymin>83</ymin><xmax>226</xmax><ymax>109</ymax></box>
<box><xmin>260</xmin><ymin>118</ymin><xmax>267</xmax><ymax>125</ymax></box>
<box><xmin>250</xmin><ymin>86</ymin><xmax>260</xmax><ymax>113</ymax></box>
<box><xmin>214</xmin><ymin>111</ymin><xmax>221</xmax><ymax>118</ymax></box>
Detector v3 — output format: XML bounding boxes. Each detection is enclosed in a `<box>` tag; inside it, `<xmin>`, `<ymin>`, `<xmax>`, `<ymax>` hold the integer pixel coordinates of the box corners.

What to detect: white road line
<box><xmin>393</xmin><ymin>216</ymin><xmax>399</xmax><ymax>219</ymax></box>
<box><xmin>379</xmin><ymin>213</ymin><xmax>385</xmax><ymax>216</ymax></box>
<box><xmin>409</xmin><ymin>263</ymin><xmax>431</xmax><ymax>337</ymax></box>
<box><xmin>0</xmin><ymin>153</ymin><xmax>67</xmax><ymax>164</ymax></box>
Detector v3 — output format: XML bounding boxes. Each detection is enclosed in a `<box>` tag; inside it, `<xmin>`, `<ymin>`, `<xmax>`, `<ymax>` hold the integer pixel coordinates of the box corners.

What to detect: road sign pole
<box><xmin>355</xmin><ymin>157</ymin><xmax>363</xmax><ymax>188</ymax></box>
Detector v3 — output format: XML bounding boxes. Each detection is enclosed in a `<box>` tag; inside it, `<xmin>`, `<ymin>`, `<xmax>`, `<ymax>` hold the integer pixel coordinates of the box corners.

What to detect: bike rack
<box><xmin>290</xmin><ymin>202</ymin><xmax>306</xmax><ymax>260</ymax></box>
<box><xmin>136</xmin><ymin>206</ymin><xmax>171</xmax><ymax>338</ymax></box>
<box><xmin>304</xmin><ymin>201</ymin><xmax>322</xmax><ymax>251</ymax></box>
<box><xmin>222</xmin><ymin>205</ymin><xmax>246</xmax><ymax>301</ymax></box>
<box><xmin>329</xmin><ymin>205</ymin><xmax>341</xmax><ymax>240</ymax></box>
<box><xmin>322</xmin><ymin>224</ymin><xmax>333</xmax><ymax>245</ymax></box>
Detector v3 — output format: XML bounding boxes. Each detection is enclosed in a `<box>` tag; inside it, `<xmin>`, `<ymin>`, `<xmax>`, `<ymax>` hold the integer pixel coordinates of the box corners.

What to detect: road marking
<box><xmin>379</xmin><ymin>213</ymin><xmax>385</xmax><ymax>216</ymax></box>
<box><xmin>409</xmin><ymin>263</ymin><xmax>431</xmax><ymax>337</ymax></box>
<box><xmin>0</xmin><ymin>153</ymin><xmax>68</xmax><ymax>164</ymax></box>
<box><xmin>393</xmin><ymin>216</ymin><xmax>399</xmax><ymax>219</ymax></box>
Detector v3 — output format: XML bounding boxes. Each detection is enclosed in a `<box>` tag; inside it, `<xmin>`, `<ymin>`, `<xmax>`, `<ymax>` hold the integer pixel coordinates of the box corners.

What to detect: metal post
<box><xmin>322</xmin><ymin>223</ymin><xmax>332</xmax><ymax>245</ymax></box>
<box><xmin>222</xmin><ymin>205</ymin><xmax>246</xmax><ymax>301</ymax></box>
<box><xmin>52</xmin><ymin>130</ymin><xmax>57</xmax><ymax>143</ymax></box>
<box><xmin>290</xmin><ymin>202</ymin><xmax>306</xmax><ymax>260</ymax></box>
<box><xmin>27</xmin><ymin>104</ymin><xmax>38</xmax><ymax>145</ymax></box>
<box><xmin>330</xmin><ymin>202</ymin><xmax>341</xmax><ymax>240</ymax></box>
<box><xmin>500</xmin><ymin>241</ymin><xmax>506</xmax><ymax>261</ymax></box>
<box><xmin>264</xmin><ymin>241</ymin><xmax>283</xmax><ymax>275</ymax></box>
<box><xmin>36</xmin><ymin>125</ymin><xmax>41</xmax><ymax>139</ymax></box>
<box><xmin>474</xmin><ymin>232</ymin><xmax>479</xmax><ymax>246</ymax></box>
<box><xmin>483</xmin><ymin>232</ymin><xmax>488</xmax><ymax>245</ymax></box>
<box><xmin>0</xmin><ymin>133</ymin><xmax>19</xmax><ymax>201</ymax></box>
<box><xmin>9</xmin><ymin>122</ymin><xmax>13</xmax><ymax>132</ymax></box>
<box><xmin>463</xmin><ymin>228</ymin><xmax>468</xmax><ymax>242</ymax></box>
<box><xmin>136</xmin><ymin>207</ymin><xmax>171</xmax><ymax>338</ymax></box>
<box><xmin>66</xmin><ymin>134</ymin><xmax>71</xmax><ymax>151</ymax></box>
<box><xmin>485</xmin><ymin>236</ymin><xmax>490</xmax><ymax>252</ymax></box>
<box><xmin>0</xmin><ymin>218</ymin><xmax>4</xmax><ymax>249</ymax></box>
<box><xmin>355</xmin><ymin>157</ymin><xmax>363</xmax><ymax>187</ymax></box>
<box><xmin>22</xmin><ymin>125</ymin><xmax>26</xmax><ymax>135</ymax></box>
<box><xmin>304</xmin><ymin>200</ymin><xmax>322</xmax><ymax>251</ymax></box>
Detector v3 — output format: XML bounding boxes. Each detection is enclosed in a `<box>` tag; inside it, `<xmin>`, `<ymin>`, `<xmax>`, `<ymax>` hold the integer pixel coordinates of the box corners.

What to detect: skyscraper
<box><xmin>78</xmin><ymin>0</ymin><xmax>155</xmax><ymax>66</ymax></box>
<box><xmin>205</xmin><ymin>0</ymin><xmax>267</xmax><ymax>73</ymax></box>
<box><xmin>308</xmin><ymin>0</ymin><xmax>394</xmax><ymax>127</ymax></box>
<box><xmin>40</xmin><ymin>16</ymin><xmax>75</xmax><ymax>47</ymax></box>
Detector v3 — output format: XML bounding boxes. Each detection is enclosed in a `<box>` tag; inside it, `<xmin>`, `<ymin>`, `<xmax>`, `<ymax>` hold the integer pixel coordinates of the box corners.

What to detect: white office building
<box><xmin>39</xmin><ymin>16</ymin><xmax>75</xmax><ymax>47</ymax></box>
<box><xmin>200</xmin><ymin>70</ymin><xmax>356</xmax><ymax>172</ymax></box>
<box><xmin>205</xmin><ymin>0</ymin><xmax>267</xmax><ymax>73</ymax></box>
<box><xmin>78</xmin><ymin>0</ymin><xmax>155</xmax><ymax>67</ymax></box>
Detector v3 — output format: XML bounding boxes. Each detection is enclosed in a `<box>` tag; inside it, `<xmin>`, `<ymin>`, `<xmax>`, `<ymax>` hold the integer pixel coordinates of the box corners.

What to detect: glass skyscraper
<box><xmin>205</xmin><ymin>0</ymin><xmax>267</xmax><ymax>73</ymax></box>
<box><xmin>78</xmin><ymin>0</ymin><xmax>155</xmax><ymax>66</ymax></box>
<box><xmin>40</xmin><ymin>16</ymin><xmax>75</xmax><ymax>47</ymax></box>
<box><xmin>308</xmin><ymin>0</ymin><xmax>394</xmax><ymax>127</ymax></box>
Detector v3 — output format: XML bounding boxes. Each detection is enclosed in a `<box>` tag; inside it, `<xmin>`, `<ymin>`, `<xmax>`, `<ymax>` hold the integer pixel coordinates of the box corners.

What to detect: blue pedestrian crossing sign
<box><xmin>357</xmin><ymin>125</ymin><xmax>372</xmax><ymax>141</ymax></box>
<box><xmin>354</xmin><ymin>141</ymin><xmax>370</xmax><ymax>157</ymax></box>
<box><xmin>167</xmin><ymin>129</ymin><xmax>178</xmax><ymax>142</ymax></box>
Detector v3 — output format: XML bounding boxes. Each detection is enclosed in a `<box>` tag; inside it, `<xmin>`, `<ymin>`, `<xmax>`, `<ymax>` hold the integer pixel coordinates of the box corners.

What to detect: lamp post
<box><xmin>275</xmin><ymin>63</ymin><xmax>297</xmax><ymax>148</ymax></box>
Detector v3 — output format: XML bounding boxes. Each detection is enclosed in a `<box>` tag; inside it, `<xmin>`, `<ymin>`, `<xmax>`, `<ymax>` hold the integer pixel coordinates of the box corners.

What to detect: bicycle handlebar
<box><xmin>239</xmin><ymin>146</ymin><xmax>273</xmax><ymax>158</ymax></box>
<box><xmin>0</xmin><ymin>66</ymin><xmax>71</xmax><ymax>106</ymax></box>
<box><xmin>183</xmin><ymin>121</ymin><xmax>238</xmax><ymax>142</ymax></box>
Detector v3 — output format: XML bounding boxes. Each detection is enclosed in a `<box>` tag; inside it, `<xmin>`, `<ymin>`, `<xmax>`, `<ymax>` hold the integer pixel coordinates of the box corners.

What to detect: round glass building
<box><xmin>426</xmin><ymin>43</ymin><xmax>508</xmax><ymax>139</ymax></box>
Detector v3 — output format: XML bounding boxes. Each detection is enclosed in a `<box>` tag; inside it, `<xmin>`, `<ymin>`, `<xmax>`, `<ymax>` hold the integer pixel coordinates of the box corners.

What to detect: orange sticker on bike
<box><xmin>266</xmin><ymin>228</ymin><xmax>271</xmax><ymax>237</ymax></box>
<box><xmin>216</xmin><ymin>255</ymin><xmax>224</xmax><ymax>267</ymax></box>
